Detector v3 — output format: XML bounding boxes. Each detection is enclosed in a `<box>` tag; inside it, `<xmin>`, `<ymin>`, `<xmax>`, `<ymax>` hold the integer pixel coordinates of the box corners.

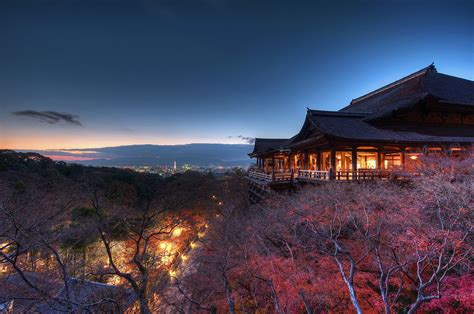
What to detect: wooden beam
<box><xmin>352</xmin><ymin>147</ymin><xmax>357</xmax><ymax>180</ymax></box>
<box><xmin>272</xmin><ymin>155</ymin><xmax>275</xmax><ymax>181</ymax></box>
<box><xmin>303</xmin><ymin>150</ymin><xmax>309</xmax><ymax>170</ymax></box>
<box><xmin>330</xmin><ymin>148</ymin><xmax>336</xmax><ymax>179</ymax></box>
<box><xmin>316</xmin><ymin>150</ymin><xmax>322</xmax><ymax>171</ymax></box>
<box><xmin>377</xmin><ymin>148</ymin><xmax>382</xmax><ymax>170</ymax></box>
<box><xmin>401</xmin><ymin>148</ymin><xmax>406</xmax><ymax>170</ymax></box>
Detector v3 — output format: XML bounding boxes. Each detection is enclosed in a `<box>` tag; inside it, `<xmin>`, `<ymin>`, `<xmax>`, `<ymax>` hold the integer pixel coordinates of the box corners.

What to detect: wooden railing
<box><xmin>334</xmin><ymin>169</ymin><xmax>394</xmax><ymax>180</ymax></box>
<box><xmin>248</xmin><ymin>170</ymin><xmax>294</xmax><ymax>183</ymax></box>
<box><xmin>298</xmin><ymin>169</ymin><xmax>396</xmax><ymax>181</ymax></box>
<box><xmin>273</xmin><ymin>171</ymin><xmax>293</xmax><ymax>182</ymax></box>
<box><xmin>248</xmin><ymin>171</ymin><xmax>273</xmax><ymax>182</ymax></box>
<box><xmin>298</xmin><ymin>170</ymin><xmax>329</xmax><ymax>181</ymax></box>
<box><xmin>249</xmin><ymin>169</ymin><xmax>408</xmax><ymax>184</ymax></box>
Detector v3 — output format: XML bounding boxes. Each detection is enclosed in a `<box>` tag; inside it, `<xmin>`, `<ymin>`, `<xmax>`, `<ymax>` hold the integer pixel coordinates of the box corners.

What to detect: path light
<box><xmin>181</xmin><ymin>254</ymin><xmax>188</xmax><ymax>262</ymax></box>
<box><xmin>172</xmin><ymin>227</ymin><xmax>183</xmax><ymax>237</ymax></box>
<box><xmin>113</xmin><ymin>276</ymin><xmax>121</xmax><ymax>284</ymax></box>
<box><xmin>190</xmin><ymin>242</ymin><xmax>197</xmax><ymax>249</ymax></box>
<box><xmin>160</xmin><ymin>242</ymin><xmax>173</xmax><ymax>252</ymax></box>
<box><xmin>218</xmin><ymin>201</ymin><xmax>223</xmax><ymax>206</ymax></box>
<box><xmin>198</xmin><ymin>231</ymin><xmax>205</xmax><ymax>238</ymax></box>
<box><xmin>169</xmin><ymin>270</ymin><xmax>176</xmax><ymax>277</ymax></box>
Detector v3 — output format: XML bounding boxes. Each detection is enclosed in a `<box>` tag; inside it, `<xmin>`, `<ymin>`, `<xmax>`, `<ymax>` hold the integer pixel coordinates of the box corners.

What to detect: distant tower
<box><xmin>173</xmin><ymin>160</ymin><xmax>177</xmax><ymax>171</ymax></box>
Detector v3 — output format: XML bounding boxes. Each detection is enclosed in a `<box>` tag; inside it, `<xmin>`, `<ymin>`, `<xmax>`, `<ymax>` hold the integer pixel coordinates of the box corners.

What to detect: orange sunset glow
<box><xmin>0</xmin><ymin>133</ymin><xmax>241</xmax><ymax>151</ymax></box>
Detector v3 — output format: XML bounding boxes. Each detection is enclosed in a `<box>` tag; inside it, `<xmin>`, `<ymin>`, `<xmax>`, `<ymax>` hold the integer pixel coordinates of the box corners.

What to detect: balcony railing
<box><xmin>248</xmin><ymin>171</ymin><xmax>273</xmax><ymax>182</ymax></box>
<box><xmin>249</xmin><ymin>168</ymin><xmax>409</xmax><ymax>184</ymax></box>
<box><xmin>298</xmin><ymin>170</ymin><xmax>329</xmax><ymax>181</ymax></box>
<box><xmin>248</xmin><ymin>170</ymin><xmax>294</xmax><ymax>183</ymax></box>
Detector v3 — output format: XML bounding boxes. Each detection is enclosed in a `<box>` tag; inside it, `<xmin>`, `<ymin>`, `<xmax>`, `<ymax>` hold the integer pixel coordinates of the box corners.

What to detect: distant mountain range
<box><xmin>21</xmin><ymin>144</ymin><xmax>254</xmax><ymax>167</ymax></box>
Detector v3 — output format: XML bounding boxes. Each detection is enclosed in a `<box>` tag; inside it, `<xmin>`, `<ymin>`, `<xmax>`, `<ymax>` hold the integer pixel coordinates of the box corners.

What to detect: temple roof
<box><xmin>340</xmin><ymin>64</ymin><xmax>474</xmax><ymax>114</ymax></box>
<box><xmin>248</xmin><ymin>138</ymin><xmax>290</xmax><ymax>157</ymax></box>
<box><xmin>249</xmin><ymin>65</ymin><xmax>474</xmax><ymax>156</ymax></box>
<box><xmin>305</xmin><ymin>109</ymin><xmax>474</xmax><ymax>143</ymax></box>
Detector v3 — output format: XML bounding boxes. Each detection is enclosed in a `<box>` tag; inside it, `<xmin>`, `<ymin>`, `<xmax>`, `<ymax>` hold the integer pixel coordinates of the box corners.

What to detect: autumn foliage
<box><xmin>0</xmin><ymin>151</ymin><xmax>472</xmax><ymax>313</ymax></box>
<box><xmin>176</xmin><ymin>155</ymin><xmax>473</xmax><ymax>313</ymax></box>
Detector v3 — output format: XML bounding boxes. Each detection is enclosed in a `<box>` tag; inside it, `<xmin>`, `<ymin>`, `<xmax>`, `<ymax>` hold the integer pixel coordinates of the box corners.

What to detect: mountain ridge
<box><xmin>18</xmin><ymin>143</ymin><xmax>254</xmax><ymax>167</ymax></box>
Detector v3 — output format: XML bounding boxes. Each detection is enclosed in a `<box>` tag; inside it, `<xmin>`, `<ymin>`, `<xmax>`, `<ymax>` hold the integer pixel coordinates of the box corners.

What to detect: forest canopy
<box><xmin>0</xmin><ymin>150</ymin><xmax>472</xmax><ymax>313</ymax></box>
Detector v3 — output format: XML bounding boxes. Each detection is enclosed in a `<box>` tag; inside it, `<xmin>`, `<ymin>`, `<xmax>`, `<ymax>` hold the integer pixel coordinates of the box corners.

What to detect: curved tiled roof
<box><xmin>340</xmin><ymin>64</ymin><xmax>474</xmax><ymax>114</ymax></box>
<box><xmin>306</xmin><ymin>110</ymin><xmax>474</xmax><ymax>143</ymax></box>
<box><xmin>249</xmin><ymin>65</ymin><xmax>474</xmax><ymax>156</ymax></box>
<box><xmin>248</xmin><ymin>138</ymin><xmax>290</xmax><ymax>156</ymax></box>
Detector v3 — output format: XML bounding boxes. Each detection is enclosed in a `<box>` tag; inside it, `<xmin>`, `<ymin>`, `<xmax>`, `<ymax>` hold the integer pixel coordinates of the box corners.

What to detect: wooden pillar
<box><xmin>351</xmin><ymin>147</ymin><xmax>358</xmax><ymax>180</ymax></box>
<box><xmin>303</xmin><ymin>150</ymin><xmax>309</xmax><ymax>170</ymax></box>
<box><xmin>377</xmin><ymin>148</ymin><xmax>382</xmax><ymax>170</ymax></box>
<box><xmin>271</xmin><ymin>155</ymin><xmax>275</xmax><ymax>181</ymax></box>
<box><xmin>400</xmin><ymin>148</ymin><xmax>406</xmax><ymax>170</ymax></box>
<box><xmin>330</xmin><ymin>148</ymin><xmax>336</xmax><ymax>179</ymax></box>
<box><xmin>316</xmin><ymin>150</ymin><xmax>322</xmax><ymax>171</ymax></box>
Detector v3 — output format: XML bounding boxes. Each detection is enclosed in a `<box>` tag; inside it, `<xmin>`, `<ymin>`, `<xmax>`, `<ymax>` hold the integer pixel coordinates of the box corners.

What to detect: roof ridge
<box><xmin>255</xmin><ymin>138</ymin><xmax>289</xmax><ymax>141</ymax></box>
<box><xmin>308</xmin><ymin>109</ymin><xmax>370</xmax><ymax>117</ymax></box>
<box><xmin>349</xmin><ymin>63</ymin><xmax>436</xmax><ymax>105</ymax></box>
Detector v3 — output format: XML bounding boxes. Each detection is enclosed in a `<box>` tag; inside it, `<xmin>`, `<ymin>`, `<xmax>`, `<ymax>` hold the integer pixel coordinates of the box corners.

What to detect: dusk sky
<box><xmin>1</xmin><ymin>0</ymin><xmax>473</xmax><ymax>150</ymax></box>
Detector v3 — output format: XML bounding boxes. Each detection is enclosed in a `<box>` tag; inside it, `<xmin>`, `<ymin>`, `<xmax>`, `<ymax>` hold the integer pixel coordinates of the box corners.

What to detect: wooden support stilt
<box><xmin>352</xmin><ymin>147</ymin><xmax>358</xmax><ymax>180</ymax></box>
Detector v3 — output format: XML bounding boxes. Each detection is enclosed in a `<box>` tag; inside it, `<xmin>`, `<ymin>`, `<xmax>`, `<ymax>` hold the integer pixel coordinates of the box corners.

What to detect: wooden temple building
<box><xmin>248</xmin><ymin>64</ymin><xmax>474</xmax><ymax>185</ymax></box>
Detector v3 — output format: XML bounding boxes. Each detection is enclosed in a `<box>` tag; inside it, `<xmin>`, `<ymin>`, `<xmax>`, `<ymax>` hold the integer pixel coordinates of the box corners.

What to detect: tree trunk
<box><xmin>223</xmin><ymin>272</ymin><xmax>236</xmax><ymax>314</ymax></box>
<box><xmin>334</xmin><ymin>255</ymin><xmax>363</xmax><ymax>314</ymax></box>
<box><xmin>139</xmin><ymin>293</ymin><xmax>152</xmax><ymax>314</ymax></box>
<box><xmin>407</xmin><ymin>300</ymin><xmax>422</xmax><ymax>314</ymax></box>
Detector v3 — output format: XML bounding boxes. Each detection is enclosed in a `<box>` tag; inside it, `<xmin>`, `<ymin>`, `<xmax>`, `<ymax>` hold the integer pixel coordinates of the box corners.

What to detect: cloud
<box><xmin>229</xmin><ymin>135</ymin><xmax>255</xmax><ymax>144</ymax></box>
<box><xmin>12</xmin><ymin>110</ymin><xmax>82</xmax><ymax>126</ymax></box>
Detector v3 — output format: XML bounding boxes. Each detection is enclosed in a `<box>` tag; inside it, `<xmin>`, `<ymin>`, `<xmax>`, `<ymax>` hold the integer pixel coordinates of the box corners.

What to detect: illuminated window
<box><xmin>321</xmin><ymin>151</ymin><xmax>331</xmax><ymax>171</ymax></box>
<box><xmin>336</xmin><ymin>152</ymin><xmax>352</xmax><ymax>171</ymax></box>
<box><xmin>385</xmin><ymin>153</ymin><xmax>402</xmax><ymax>168</ymax></box>
<box><xmin>357</xmin><ymin>152</ymin><xmax>377</xmax><ymax>169</ymax></box>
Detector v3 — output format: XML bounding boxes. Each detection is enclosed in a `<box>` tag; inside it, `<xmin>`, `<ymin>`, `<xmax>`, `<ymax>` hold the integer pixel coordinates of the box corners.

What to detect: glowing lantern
<box><xmin>190</xmin><ymin>242</ymin><xmax>197</xmax><ymax>249</ymax></box>
<box><xmin>169</xmin><ymin>270</ymin><xmax>176</xmax><ymax>277</ymax></box>
<box><xmin>172</xmin><ymin>228</ymin><xmax>183</xmax><ymax>237</ymax></box>
<box><xmin>160</xmin><ymin>242</ymin><xmax>173</xmax><ymax>252</ymax></box>
<box><xmin>181</xmin><ymin>254</ymin><xmax>188</xmax><ymax>262</ymax></box>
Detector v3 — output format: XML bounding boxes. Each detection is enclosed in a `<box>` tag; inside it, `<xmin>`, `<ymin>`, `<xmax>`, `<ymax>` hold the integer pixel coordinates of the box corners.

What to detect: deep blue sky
<box><xmin>1</xmin><ymin>0</ymin><xmax>473</xmax><ymax>149</ymax></box>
